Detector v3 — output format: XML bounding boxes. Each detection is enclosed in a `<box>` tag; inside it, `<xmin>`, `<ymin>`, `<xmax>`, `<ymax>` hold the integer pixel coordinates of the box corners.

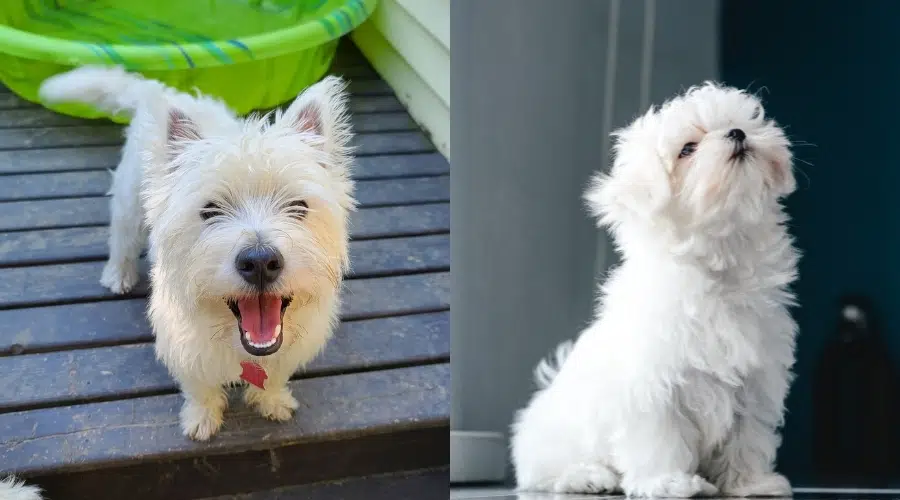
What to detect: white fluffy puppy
<box><xmin>39</xmin><ymin>68</ymin><xmax>355</xmax><ymax>440</ymax></box>
<box><xmin>511</xmin><ymin>83</ymin><xmax>799</xmax><ymax>497</ymax></box>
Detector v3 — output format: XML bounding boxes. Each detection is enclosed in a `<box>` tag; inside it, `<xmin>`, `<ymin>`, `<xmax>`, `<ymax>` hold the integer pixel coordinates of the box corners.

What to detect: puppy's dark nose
<box><xmin>726</xmin><ymin>128</ymin><xmax>746</xmax><ymax>142</ymax></box>
<box><xmin>235</xmin><ymin>246</ymin><xmax>283</xmax><ymax>288</ymax></box>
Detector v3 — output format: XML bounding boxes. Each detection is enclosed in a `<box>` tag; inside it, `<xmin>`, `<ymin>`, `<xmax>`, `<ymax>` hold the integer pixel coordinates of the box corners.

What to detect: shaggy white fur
<box><xmin>39</xmin><ymin>68</ymin><xmax>355</xmax><ymax>441</ymax></box>
<box><xmin>511</xmin><ymin>83</ymin><xmax>799</xmax><ymax>497</ymax></box>
<box><xmin>0</xmin><ymin>476</ymin><xmax>43</xmax><ymax>500</ymax></box>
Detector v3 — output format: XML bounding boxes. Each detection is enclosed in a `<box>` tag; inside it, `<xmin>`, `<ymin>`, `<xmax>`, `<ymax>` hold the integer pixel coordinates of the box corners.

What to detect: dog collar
<box><xmin>240</xmin><ymin>360</ymin><xmax>268</xmax><ymax>389</ymax></box>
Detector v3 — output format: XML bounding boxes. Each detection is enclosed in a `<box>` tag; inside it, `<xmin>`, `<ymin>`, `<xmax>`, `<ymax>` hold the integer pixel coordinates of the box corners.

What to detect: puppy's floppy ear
<box><xmin>282</xmin><ymin>76</ymin><xmax>354</xmax><ymax>165</ymax></box>
<box><xmin>584</xmin><ymin>114</ymin><xmax>672</xmax><ymax>227</ymax></box>
<box><xmin>167</xmin><ymin>108</ymin><xmax>201</xmax><ymax>156</ymax></box>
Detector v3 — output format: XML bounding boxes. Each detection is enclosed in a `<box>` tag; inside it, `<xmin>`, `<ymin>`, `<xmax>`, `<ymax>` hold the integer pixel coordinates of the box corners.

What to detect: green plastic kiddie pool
<box><xmin>0</xmin><ymin>0</ymin><xmax>376</xmax><ymax>122</ymax></box>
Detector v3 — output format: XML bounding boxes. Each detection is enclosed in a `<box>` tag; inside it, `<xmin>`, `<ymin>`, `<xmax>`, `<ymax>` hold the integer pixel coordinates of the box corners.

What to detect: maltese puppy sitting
<box><xmin>39</xmin><ymin>68</ymin><xmax>355</xmax><ymax>440</ymax></box>
<box><xmin>511</xmin><ymin>83</ymin><xmax>799</xmax><ymax>497</ymax></box>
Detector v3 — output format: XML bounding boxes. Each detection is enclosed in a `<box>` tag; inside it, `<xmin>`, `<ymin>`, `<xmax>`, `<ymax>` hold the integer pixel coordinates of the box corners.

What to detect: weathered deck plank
<box><xmin>0</xmin><ymin>78</ymin><xmax>394</xmax><ymax>110</ymax></box>
<box><xmin>0</xmin><ymin>311</ymin><xmax>449</xmax><ymax>412</ymax></box>
<box><xmin>0</xmin><ymin>233</ymin><xmax>449</xmax><ymax>308</ymax></box>
<box><xmin>0</xmin><ymin>195</ymin><xmax>448</xmax><ymax>233</ymax></box>
<box><xmin>346</xmin><ymin>79</ymin><xmax>395</xmax><ymax>96</ymax></box>
<box><xmin>199</xmin><ymin>469</ymin><xmax>449</xmax><ymax>500</ymax></box>
<box><xmin>0</xmin><ymin>131</ymin><xmax>434</xmax><ymax>172</ymax></box>
<box><xmin>0</xmin><ymin>95</ymin><xmax>406</xmax><ymax>129</ymax></box>
<box><xmin>0</xmin><ymin>272</ymin><xmax>448</xmax><ymax>354</ymax></box>
<box><xmin>0</xmin><ymin>203</ymin><xmax>448</xmax><ymax>266</ymax></box>
<box><xmin>0</xmin><ymin>112</ymin><xmax>414</xmax><ymax>138</ymax></box>
<box><xmin>0</xmin><ymin>150</ymin><xmax>446</xmax><ymax>177</ymax></box>
<box><xmin>34</xmin><ymin>430</ymin><xmax>447</xmax><ymax>500</ymax></box>
<box><xmin>0</xmin><ymin>171</ymin><xmax>448</xmax><ymax>203</ymax></box>
<box><xmin>0</xmin><ymin>367</ymin><xmax>447</xmax><ymax>459</ymax></box>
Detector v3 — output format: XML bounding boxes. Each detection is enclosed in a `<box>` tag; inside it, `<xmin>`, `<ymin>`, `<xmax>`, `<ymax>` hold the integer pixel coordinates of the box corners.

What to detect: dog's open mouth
<box><xmin>227</xmin><ymin>295</ymin><xmax>292</xmax><ymax>356</ymax></box>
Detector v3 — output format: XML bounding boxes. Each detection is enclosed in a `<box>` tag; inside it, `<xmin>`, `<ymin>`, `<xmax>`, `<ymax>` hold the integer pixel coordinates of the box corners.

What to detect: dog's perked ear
<box><xmin>167</xmin><ymin>108</ymin><xmax>202</xmax><ymax>155</ymax></box>
<box><xmin>584</xmin><ymin>112</ymin><xmax>673</xmax><ymax>229</ymax></box>
<box><xmin>281</xmin><ymin>76</ymin><xmax>354</xmax><ymax>164</ymax></box>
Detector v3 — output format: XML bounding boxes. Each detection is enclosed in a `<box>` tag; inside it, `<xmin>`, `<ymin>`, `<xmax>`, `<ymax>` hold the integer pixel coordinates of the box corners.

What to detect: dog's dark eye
<box><xmin>201</xmin><ymin>202</ymin><xmax>224</xmax><ymax>222</ymax></box>
<box><xmin>286</xmin><ymin>200</ymin><xmax>309</xmax><ymax>220</ymax></box>
<box><xmin>679</xmin><ymin>142</ymin><xmax>698</xmax><ymax>158</ymax></box>
<box><xmin>751</xmin><ymin>106</ymin><xmax>761</xmax><ymax>120</ymax></box>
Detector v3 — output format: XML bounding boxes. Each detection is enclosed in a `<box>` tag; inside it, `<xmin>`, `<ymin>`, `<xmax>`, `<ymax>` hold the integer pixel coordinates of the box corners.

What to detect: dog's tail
<box><xmin>0</xmin><ymin>475</ymin><xmax>44</xmax><ymax>500</ymax></box>
<box><xmin>38</xmin><ymin>65</ymin><xmax>165</xmax><ymax>118</ymax></box>
<box><xmin>533</xmin><ymin>340</ymin><xmax>574</xmax><ymax>389</ymax></box>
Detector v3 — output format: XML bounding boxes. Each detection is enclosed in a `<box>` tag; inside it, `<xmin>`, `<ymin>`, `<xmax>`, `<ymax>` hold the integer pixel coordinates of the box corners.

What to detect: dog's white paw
<box><xmin>180</xmin><ymin>400</ymin><xmax>224</xmax><ymax>441</ymax></box>
<box><xmin>552</xmin><ymin>463</ymin><xmax>619</xmax><ymax>494</ymax></box>
<box><xmin>721</xmin><ymin>473</ymin><xmax>791</xmax><ymax>497</ymax></box>
<box><xmin>100</xmin><ymin>261</ymin><xmax>139</xmax><ymax>294</ymax></box>
<box><xmin>624</xmin><ymin>473</ymin><xmax>718</xmax><ymax>498</ymax></box>
<box><xmin>245</xmin><ymin>387</ymin><xmax>299</xmax><ymax>422</ymax></box>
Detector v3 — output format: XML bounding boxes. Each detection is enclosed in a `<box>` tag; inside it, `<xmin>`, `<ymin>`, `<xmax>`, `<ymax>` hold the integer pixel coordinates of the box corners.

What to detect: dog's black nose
<box><xmin>235</xmin><ymin>246</ymin><xmax>283</xmax><ymax>288</ymax></box>
<box><xmin>726</xmin><ymin>128</ymin><xmax>746</xmax><ymax>142</ymax></box>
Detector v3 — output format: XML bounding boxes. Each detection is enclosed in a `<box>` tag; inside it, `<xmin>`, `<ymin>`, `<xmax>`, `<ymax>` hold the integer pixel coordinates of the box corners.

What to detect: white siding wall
<box><xmin>351</xmin><ymin>0</ymin><xmax>451</xmax><ymax>158</ymax></box>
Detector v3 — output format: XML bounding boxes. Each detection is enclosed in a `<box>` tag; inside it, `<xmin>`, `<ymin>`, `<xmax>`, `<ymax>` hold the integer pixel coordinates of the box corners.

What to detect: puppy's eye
<box><xmin>679</xmin><ymin>142</ymin><xmax>698</xmax><ymax>158</ymax></box>
<box><xmin>751</xmin><ymin>106</ymin><xmax>762</xmax><ymax>120</ymax></box>
<box><xmin>286</xmin><ymin>200</ymin><xmax>309</xmax><ymax>220</ymax></box>
<box><xmin>201</xmin><ymin>202</ymin><xmax>224</xmax><ymax>222</ymax></box>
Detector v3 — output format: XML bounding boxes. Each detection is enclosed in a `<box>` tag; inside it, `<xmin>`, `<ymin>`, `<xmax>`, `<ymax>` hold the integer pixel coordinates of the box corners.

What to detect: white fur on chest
<box><xmin>582</xmin><ymin>254</ymin><xmax>794</xmax><ymax>384</ymax></box>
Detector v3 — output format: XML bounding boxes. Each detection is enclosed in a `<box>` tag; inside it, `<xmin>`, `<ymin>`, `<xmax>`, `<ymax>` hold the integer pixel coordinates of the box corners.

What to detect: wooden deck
<box><xmin>0</xmin><ymin>42</ymin><xmax>449</xmax><ymax>499</ymax></box>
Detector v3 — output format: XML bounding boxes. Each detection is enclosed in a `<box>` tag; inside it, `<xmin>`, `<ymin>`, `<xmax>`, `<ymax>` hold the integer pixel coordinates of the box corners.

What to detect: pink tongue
<box><xmin>237</xmin><ymin>295</ymin><xmax>283</xmax><ymax>343</ymax></box>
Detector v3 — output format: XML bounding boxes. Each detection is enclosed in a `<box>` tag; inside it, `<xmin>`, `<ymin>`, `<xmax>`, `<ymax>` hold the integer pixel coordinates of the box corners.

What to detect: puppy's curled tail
<box><xmin>38</xmin><ymin>65</ymin><xmax>164</xmax><ymax>118</ymax></box>
<box><xmin>0</xmin><ymin>475</ymin><xmax>44</xmax><ymax>500</ymax></box>
<box><xmin>533</xmin><ymin>340</ymin><xmax>574</xmax><ymax>389</ymax></box>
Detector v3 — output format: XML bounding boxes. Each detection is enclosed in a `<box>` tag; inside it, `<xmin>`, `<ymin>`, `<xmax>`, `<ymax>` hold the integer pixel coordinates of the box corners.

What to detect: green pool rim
<box><xmin>0</xmin><ymin>0</ymin><xmax>377</xmax><ymax>71</ymax></box>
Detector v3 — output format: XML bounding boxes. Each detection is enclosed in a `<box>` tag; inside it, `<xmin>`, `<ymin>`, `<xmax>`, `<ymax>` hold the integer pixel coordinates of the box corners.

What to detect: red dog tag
<box><xmin>240</xmin><ymin>361</ymin><xmax>268</xmax><ymax>389</ymax></box>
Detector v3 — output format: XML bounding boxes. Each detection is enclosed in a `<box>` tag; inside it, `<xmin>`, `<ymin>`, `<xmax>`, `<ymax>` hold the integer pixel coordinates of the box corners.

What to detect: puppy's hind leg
<box><xmin>101</xmin><ymin>129</ymin><xmax>146</xmax><ymax>293</ymax></box>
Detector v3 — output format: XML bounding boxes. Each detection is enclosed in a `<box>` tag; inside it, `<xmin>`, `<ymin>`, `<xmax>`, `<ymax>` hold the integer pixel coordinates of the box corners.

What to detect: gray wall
<box><xmin>451</xmin><ymin>0</ymin><xmax>720</xmax><ymax>475</ymax></box>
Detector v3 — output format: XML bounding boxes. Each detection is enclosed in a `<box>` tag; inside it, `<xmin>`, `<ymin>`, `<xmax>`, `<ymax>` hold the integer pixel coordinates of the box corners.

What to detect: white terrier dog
<box><xmin>39</xmin><ymin>68</ymin><xmax>355</xmax><ymax>440</ymax></box>
<box><xmin>511</xmin><ymin>83</ymin><xmax>799</xmax><ymax>497</ymax></box>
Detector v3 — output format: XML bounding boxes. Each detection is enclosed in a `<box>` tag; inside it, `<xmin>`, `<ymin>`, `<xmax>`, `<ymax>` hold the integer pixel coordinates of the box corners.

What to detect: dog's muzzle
<box><xmin>727</xmin><ymin>128</ymin><xmax>749</xmax><ymax>160</ymax></box>
<box><xmin>228</xmin><ymin>245</ymin><xmax>292</xmax><ymax>356</ymax></box>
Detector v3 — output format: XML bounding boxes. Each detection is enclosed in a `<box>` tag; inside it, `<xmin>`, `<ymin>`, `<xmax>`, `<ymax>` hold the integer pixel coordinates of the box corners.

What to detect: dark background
<box><xmin>722</xmin><ymin>0</ymin><xmax>900</xmax><ymax>486</ymax></box>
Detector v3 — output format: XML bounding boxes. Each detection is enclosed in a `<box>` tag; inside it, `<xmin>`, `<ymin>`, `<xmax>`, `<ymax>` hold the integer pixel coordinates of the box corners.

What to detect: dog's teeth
<box><xmin>243</xmin><ymin>330</ymin><xmax>279</xmax><ymax>349</ymax></box>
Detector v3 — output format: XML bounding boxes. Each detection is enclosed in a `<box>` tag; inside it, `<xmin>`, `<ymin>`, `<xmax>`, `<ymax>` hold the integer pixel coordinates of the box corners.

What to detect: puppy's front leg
<box><xmin>705</xmin><ymin>371</ymin><xmax>792</xmax><ymax>497</ymax></box>
<box><xmin>242</xmin><ymin>365</ymin><xmax>299</xmax><ymax>422</ymax></box>
<box><xmin>101</xmin><ymin>134</ymin><xmax>146</xmax><ymax>293</ymax></box>
<box><xmin>179</xmin><ymin>378</ymin><xmax>228</xmax><ymax>441</ymax></box>
<box><xmin>614</xmin><ymin>403</ymin><xmax>718</xmax><ymax>498</ymax></box>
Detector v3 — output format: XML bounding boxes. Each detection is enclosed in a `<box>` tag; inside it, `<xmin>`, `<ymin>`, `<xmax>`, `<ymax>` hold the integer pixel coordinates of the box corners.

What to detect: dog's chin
<box><xmin>226</xmin><ymin>294</ymin><xmax>293</xmax><ymax>356</ymax></box>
